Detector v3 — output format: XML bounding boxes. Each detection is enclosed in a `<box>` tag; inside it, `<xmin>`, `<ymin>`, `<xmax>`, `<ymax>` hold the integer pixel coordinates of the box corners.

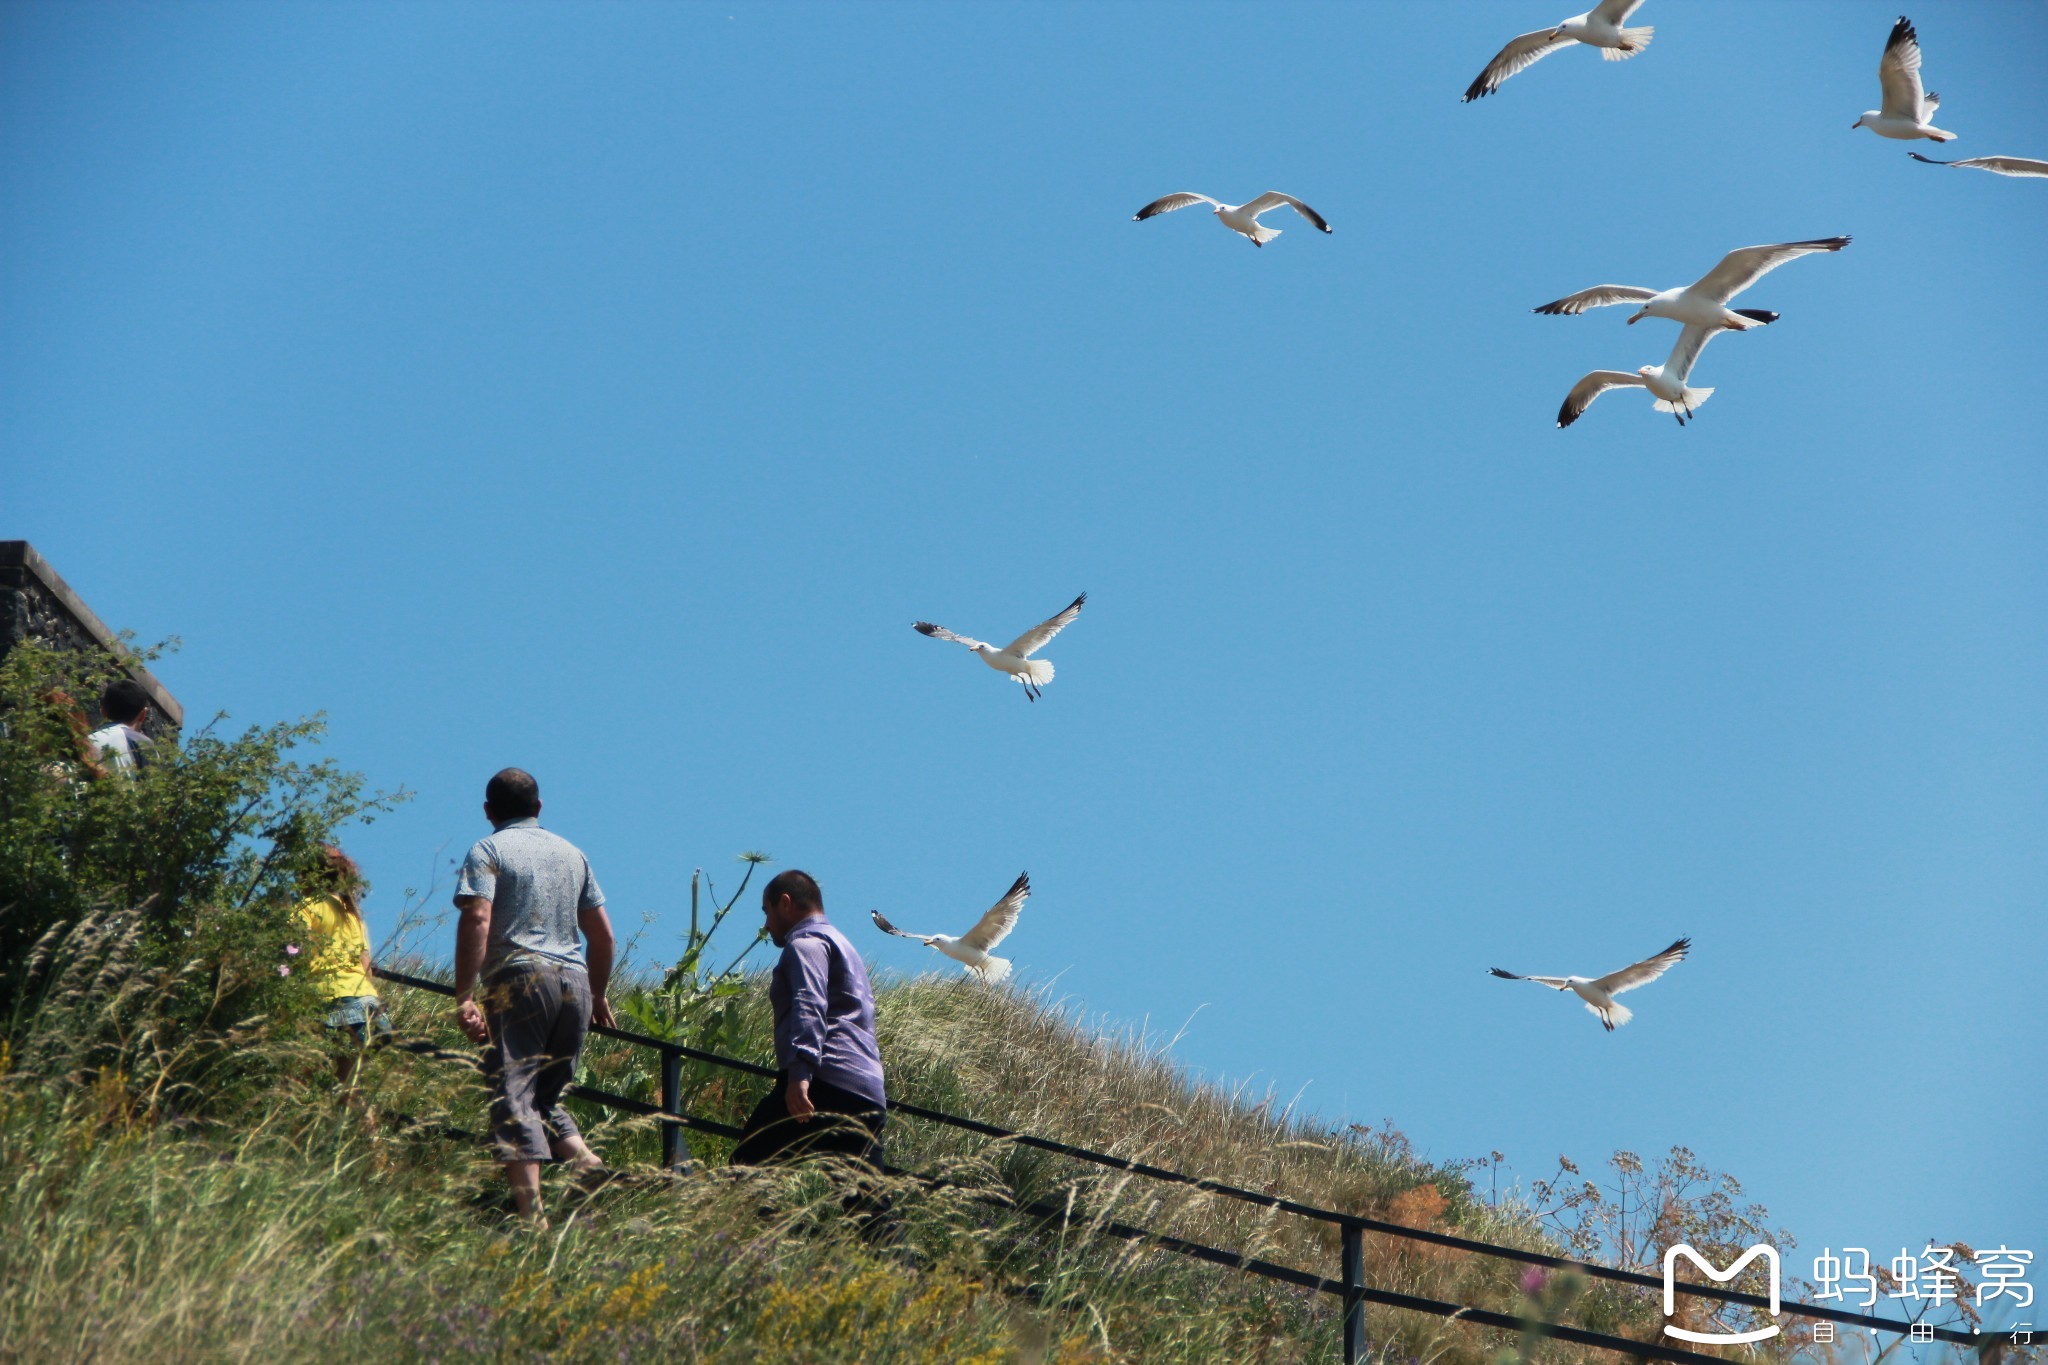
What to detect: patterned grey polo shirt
<box><xmin>455</xmin><ymin>817</ymin><xmax>605</xmax><ymax>978</ymax></box>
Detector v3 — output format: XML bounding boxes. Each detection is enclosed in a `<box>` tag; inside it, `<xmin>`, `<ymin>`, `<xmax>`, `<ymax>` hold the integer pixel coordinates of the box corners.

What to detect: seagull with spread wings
<box><xmin>1461</xmin><ymin>0</ymin><xmax>1653</xmax><ymax>104</ymax></box>
<box><xmin>1132</xmin><ymin>192</ymin><xmax>1332</xmax><ymax>248</ymax></box>
<box><xmin>1533</xmin><ymin>237</ymin><xmax>1850</xmax><ymax>334</ymax></box>
<box><xmin>871</xmin><ymin>873</ymin><xmax>1030</xmax><ymax>984</ymax></box>
<box><xmin>1556</xmin><ymin>323</ymin><xmax>1723</xmax><ymax>429</ymax></box>
<box><xmin>914</xmin><ymin>593</ymin><xmax>1085</xmax><ymax>701</ymax></box>
<box><xmin>1854</xmin><ymin>16</ymin><xmax>1955</xmax><ymax>142</ymax></box>
<box><xmin>1489</xmin><ymin>937</ymin><xmax>1690</xmax><ymax>1031</ymax></box>
<box><xmin>1909</xmin><ymin>151</ymin><xmax>2048</xmax><ymax>178</ymax></box>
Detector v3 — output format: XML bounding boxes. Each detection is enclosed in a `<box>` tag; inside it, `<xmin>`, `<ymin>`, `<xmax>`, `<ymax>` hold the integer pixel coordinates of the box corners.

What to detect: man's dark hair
<box><xmin>100</xmin><ymin>679</ymin><xmax>151</xmax><ymax>726</ymax></box>
<box><xmin>764</xmin><ymin>869</ymin><xmax>823</xmax><ymax>912</ymax></box>
<box><xmin>484</xmin><ymin>768</ymin><xmax>542</xmax><ymax>821</ymax></box>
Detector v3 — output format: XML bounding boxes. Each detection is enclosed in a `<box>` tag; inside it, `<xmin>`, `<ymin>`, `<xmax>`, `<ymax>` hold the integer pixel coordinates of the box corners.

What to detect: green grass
<box><xmin>0</xmin><ymin>962</ymin><xmax>1670</xmax><ymax>1364</ymax></box>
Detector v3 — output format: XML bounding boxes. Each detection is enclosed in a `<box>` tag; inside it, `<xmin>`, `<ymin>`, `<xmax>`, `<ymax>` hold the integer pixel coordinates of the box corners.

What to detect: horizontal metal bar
<box><xmin>374</xmin><ymin>966</ymin><xmax>779</xmax><ymax>1076</ymax></box>
<box><xmin>564</xmin><ymin>1082</ymin><xmax>743</xmax><ymax>1140</ymax></box>
<box><xmin>376</xmin><ymin>963</ymin><xmax>1974</xmax><ymax>1346</ymax></box>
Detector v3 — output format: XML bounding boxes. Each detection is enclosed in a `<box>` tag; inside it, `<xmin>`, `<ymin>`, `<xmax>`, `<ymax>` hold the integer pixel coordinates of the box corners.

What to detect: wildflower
<box><xmin>285</xmin><ymin>943</ymin><xmax>301</xmax><ymax>956</ymax></box>
<box><xmin>277</xmin><ymin>964</ymin><xmax>291</xmax><ymax>977</ymax></box>
<box><xmin>1522</xmin><ymin>1267</ymin><xmax>1548</xmax><ymax>1295</ymax></box>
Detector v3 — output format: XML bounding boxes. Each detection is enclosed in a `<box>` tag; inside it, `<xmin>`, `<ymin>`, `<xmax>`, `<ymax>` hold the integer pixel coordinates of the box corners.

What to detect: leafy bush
<box><xmin>1</xmin><ymin>639</ymin><xmax>400</xmax><ymax>1110</ymax></box>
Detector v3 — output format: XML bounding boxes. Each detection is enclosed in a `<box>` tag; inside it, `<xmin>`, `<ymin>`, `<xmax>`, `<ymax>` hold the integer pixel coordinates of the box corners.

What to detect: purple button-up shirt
<box><xmin>771</xmin><ymin>916</ymin><xmax>887</xmax><ymax>1108</ymax></box>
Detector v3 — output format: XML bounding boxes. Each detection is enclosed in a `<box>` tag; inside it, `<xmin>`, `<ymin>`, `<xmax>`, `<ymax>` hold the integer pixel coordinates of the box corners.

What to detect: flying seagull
<box><xmin>914</xmin><ymin>593</ymin><xmax>1086</xmax><ymax>701</ymax></box>
<box><xmin>1462</xmin><ymin>0</ymin><xmax>1653</xmax><ymax>104</ymax></box>
<box><xmin>1557</xmin><ymin>323</ymin><xmax>1722</xmax><ymax>428</ymax></box>
<box><xmin>871</xmin><ymin>872</ymin><xmax>1030</xmax><ymax>984</ymax></box>
<box><xmin>1489</xmin><ymin>937</ymin><xmax>1690</xmax><ymax>1031</ymax></box>
<box><xmin>1533</xmin><ymin>237</ymin><xmax>1850</xmax><ymax>334</ymax></box>
<box><xmin>1909</xmin><ymin>152</ymin><xmax>2048</xmax><ymax>178</ymax></box>
<box><xmin>1133</xmin><ymin>192</ymin><xmax>1332</xmax><ymax>248</ymax></box>
<box><xmin>1854</xmin><ymin>16</ymin><xmax>1955</xmax><ymax>142</ymax></box>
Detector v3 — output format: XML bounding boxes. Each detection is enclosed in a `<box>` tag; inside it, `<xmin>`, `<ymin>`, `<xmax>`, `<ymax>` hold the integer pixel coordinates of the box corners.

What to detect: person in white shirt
<box><xmin>86</xmin><ymin>679</ymin><xmax>156</xmax><ymax>773</ymax></box>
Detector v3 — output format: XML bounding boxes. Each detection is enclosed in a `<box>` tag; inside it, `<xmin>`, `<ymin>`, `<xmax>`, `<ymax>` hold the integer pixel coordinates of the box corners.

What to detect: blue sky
<box><xmin>5</xmin><ymin>0</ymin><xmax>2043</xmax><ymax>1307</ymax></box>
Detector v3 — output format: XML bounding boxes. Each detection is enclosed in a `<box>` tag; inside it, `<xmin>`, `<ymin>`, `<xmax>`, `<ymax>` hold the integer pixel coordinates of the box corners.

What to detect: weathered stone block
<box><xmin>0</xmin><ymin>540</ymin><xmax>183</xmax><ymax>729</ymax></box>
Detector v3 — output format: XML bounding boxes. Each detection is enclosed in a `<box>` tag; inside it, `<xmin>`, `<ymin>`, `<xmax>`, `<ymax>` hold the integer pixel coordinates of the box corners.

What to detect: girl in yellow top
<box><xmin>294</xmin><ymin>845</ymin><xmax>391</xmax><ymax>1077</ymax></box>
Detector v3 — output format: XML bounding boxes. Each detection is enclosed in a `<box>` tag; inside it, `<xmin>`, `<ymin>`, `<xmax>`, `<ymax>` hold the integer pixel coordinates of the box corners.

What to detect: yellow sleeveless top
<box><xmin>292</xmin><ymin>895</ymin><xmax>377</xmax><ymax>1000</ymax></box>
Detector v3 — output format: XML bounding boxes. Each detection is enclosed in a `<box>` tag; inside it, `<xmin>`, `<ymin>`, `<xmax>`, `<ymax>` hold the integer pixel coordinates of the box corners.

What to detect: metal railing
<box><xmin>374</xmin><ymin>965</ymin><xmax>1975</xmax><ymax>1361</ymax></box>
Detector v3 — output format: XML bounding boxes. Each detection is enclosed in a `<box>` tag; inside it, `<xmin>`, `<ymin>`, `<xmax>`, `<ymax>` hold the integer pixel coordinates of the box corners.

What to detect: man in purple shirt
<box><xmin>731</xmin><ymin>869</ymin><xmax>887</xmax><ymax>1168</ymax></box>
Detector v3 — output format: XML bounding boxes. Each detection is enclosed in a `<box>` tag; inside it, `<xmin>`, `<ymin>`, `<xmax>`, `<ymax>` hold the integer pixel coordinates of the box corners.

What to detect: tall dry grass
<box><xmin>3</xmin><ymin>943</ymin><xmax>1671</xmax><ymax>1364</ymax></box>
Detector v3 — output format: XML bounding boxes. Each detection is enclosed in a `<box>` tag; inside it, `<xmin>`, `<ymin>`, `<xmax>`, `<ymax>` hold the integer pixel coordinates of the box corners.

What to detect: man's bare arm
<box><xmin>453</xmin><ymin>895</ymin><xmax>493</xmax><ymax>1042</ymax></box>
<box><xmin>579</xmin><ymin>904</ymin><xmax>616</xmax><ymax>1028</ymax></box>
<box><xmin>453</xmin><ymin>895</ymin><xmax>493</xmax><ymax>996</ymax></box>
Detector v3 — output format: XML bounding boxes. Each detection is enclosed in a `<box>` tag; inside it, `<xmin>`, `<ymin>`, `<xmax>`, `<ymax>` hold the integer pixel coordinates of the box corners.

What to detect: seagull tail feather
<box><xmin>973</xmin><ymin>956</ymin><xmax>1013</xmax><ymax>985</ymax></box>
<box><xmin>1017</xmin><ymin>658</ymin><xmax>1054</xmax><ymax>687</ymax></box>
<box><xmin>1651</xmin><ymin>387</ymin><xmax>1714</xmax><ymax>417</ymax></box>
<box><xmin>1586</xmin><ymin>1000</ymin><xmax>1633</xmax><ymax>1029</ymax></box>
<box><xmin>1601</xmin><ymin>25</ymin><xmax>1653</xmax><ymax>58</ymax></box>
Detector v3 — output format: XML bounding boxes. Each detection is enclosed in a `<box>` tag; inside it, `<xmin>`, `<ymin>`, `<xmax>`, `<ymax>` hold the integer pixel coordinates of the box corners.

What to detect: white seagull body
<box><xmin>1534</xmin><ymin>237</ymin><xmax>1850</xmax><ymax>334</ymax></box>
<box><xmin>871</xmin><ymin>872</ymin><xmax>1030</xmax><ymax>984</ymax></box>
<box><xmin>1133</xmin><ymin>191</ymin><xmax>1332</xmax><ymax>248</ymax></box>
<box><xmin>1909</xmin><ymin>152</ymin><xmax>2048</xmax><ymax>178</ymax></box>
<box><xmin>1462</xmin><ymin>0</ymin><xmax>1653</xmax><ymax>103</ymax></box>
<box><xmin>1854</xmin><ymin>17</ymin><xmax>1955</xmax><ymax>142</ymax></box>
<box><xmin>1557</xmin><ymin>323</ymin><xmax>1723</xmax><ymax>428</ymax></box>
<box><xmin>914</xmin><ymin>593</ymin><xmax>1085</xmax><ymax>701</ymax></box>
<box><xmin>1489</xmin><ymin>937</ymin><xmax>1690</xmax><ymax>1031</ymax></box>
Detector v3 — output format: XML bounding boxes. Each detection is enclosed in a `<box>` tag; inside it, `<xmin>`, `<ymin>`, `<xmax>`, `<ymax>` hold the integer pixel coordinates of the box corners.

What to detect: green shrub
<box><xmin>1</xmin><ymin>639</ymin><xmax>401</xmax><ymax>1113</ymax></box>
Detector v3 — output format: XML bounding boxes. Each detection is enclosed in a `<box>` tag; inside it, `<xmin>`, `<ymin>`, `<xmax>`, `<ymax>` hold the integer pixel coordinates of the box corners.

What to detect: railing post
<box><xmin>660</xmin><ymin>1049</ymin><xmax>691</xmax><ymax>1171</ymax></box>
<box><xmin>1342</xmin><ymin>1224</ymin><xmax>1366</xmax><ymax>1365</ymax></box>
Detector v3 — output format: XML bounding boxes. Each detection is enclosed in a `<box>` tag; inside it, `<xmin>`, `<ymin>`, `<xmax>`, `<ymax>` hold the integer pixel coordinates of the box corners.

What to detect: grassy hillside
<box><xmin>1</xmin><ymin>911</ymin><xmax>1688</xmax><ymax>1364</ymax></box>
<box><xmin>0</xmin><ymin>644</ymin><xmax>1855</xmax><ymax>1363</ymax></box>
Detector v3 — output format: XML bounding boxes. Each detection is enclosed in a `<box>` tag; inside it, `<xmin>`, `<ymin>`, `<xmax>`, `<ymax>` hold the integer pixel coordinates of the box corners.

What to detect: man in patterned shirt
<box><xmin>452</xmin><ymin>767</ymin><xmax>616</xmax><ymax>1221</ymax></box>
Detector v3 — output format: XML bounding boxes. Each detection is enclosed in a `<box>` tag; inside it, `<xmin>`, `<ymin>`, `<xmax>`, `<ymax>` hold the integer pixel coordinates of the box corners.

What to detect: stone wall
<box><xmin>0</xmin><ymin>540</ymin><xmax>183</xmax><ymax>728</ymax></box>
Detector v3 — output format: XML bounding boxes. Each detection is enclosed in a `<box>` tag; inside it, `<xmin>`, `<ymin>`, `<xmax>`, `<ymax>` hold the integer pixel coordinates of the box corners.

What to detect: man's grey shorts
<box><xmin>481</xmin><ymin>961</ymin><xmax>591</xmax><ymax>1163</ymax></box>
